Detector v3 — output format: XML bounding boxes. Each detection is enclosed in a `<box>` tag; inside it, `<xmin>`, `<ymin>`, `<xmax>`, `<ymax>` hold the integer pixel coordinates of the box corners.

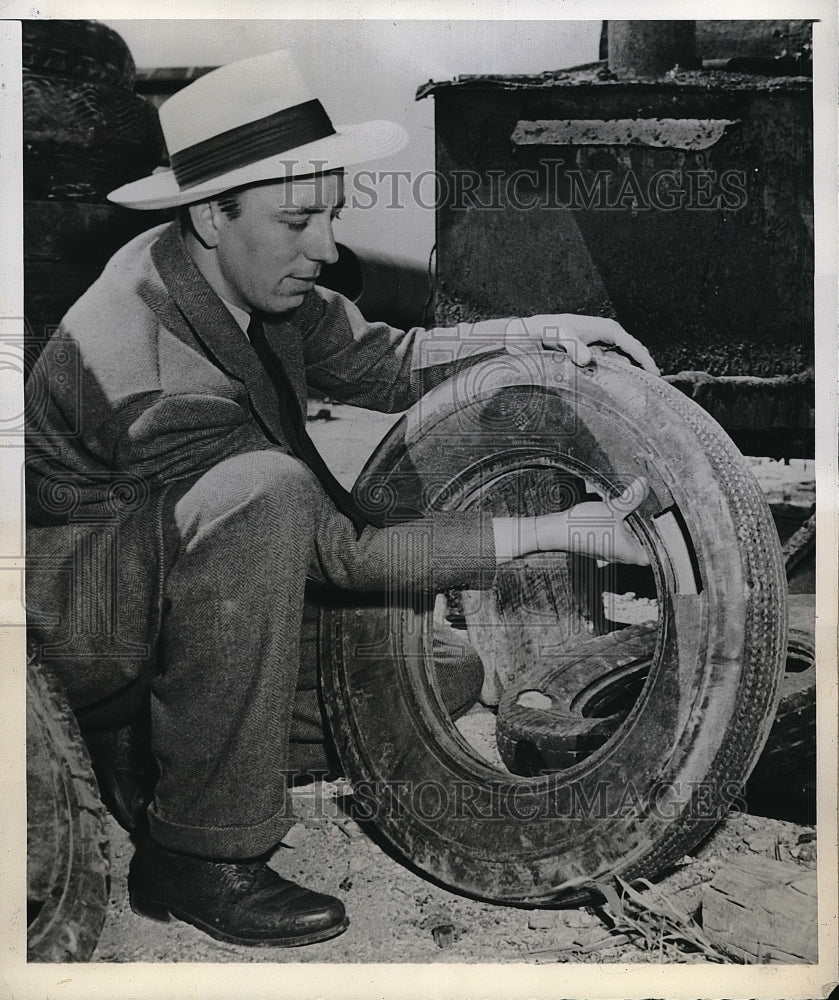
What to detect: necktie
<box><xmin>246</xmin><ymin>312</ymin><xmax>368</xmax><ymax>537</ymax></box>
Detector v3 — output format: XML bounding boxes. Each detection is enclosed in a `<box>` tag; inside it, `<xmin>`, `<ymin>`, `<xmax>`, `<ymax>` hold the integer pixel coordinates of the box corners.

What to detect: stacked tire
<box><xmin>27</xmin><ymin>659</ymin><xmax>110</xmax><ymax>962</ymax></box>
<box><xmin>24</xmin><ymin>21</ymin><xmax>162</xmax><ymax>960</ymax></box>
<box><xmin>23</xmin><ymin>20</ymin><xmax>167</xmax><ymax>374</ymax></box>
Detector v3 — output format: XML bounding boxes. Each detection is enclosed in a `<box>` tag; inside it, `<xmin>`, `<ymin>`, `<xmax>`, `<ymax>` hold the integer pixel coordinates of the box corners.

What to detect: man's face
<box><xmin>212</xmin><ymin>172</ymin><xmax>344</xmax><ymax>316</ymax></box>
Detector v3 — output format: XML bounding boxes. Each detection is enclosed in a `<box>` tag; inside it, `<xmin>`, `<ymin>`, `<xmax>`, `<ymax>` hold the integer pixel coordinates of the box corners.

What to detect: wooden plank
<box><xmin>701</xmin><ymin>856</ymin><xmax>818</xmax><ymax>963</ymax></box>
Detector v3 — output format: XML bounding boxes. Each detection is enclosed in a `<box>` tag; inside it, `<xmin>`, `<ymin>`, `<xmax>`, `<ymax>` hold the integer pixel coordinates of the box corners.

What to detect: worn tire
<box><xmin>495</xmin><ymin>624</ymin><xmax>658</xmax><ymax>774</ymax></box>
<box><xmin>22</xmin><ymin>19</ymin><xmax>136</xmax><ymax>87</ymax></box>
<box><xmin>320</xmin><ymin>351</ymin><xmax>787</xmax><ymax>905</ymax></box>
<box><xmin>495</xmin><ymin>623</ymin><xmax>815</xmax><ymax>789</ymax></box>
<box><xmin>748</xmin><ymin>627</ymin><xmax>815</xmax><ymax>784</ymax></box>
<box><xmin>23</xmin><ymin>73</ymin><xmax>164</xmax><ymax>201</ymax></box>
<box><xmin>741</xmin><ymin>587</ymin><xmax>816</xmax><ymax>822</ymax></box>
<box><xmin>27</xmin><ymin>660</ymin><xmax>110</xmax><ymax>961</ymax></box>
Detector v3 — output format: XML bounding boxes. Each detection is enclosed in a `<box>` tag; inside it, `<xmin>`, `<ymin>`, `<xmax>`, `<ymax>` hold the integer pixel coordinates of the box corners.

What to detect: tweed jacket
<box><xmin>25</xmin><ymin>221</ymin><xmax>502</xmax><ymax>708</ymax></box>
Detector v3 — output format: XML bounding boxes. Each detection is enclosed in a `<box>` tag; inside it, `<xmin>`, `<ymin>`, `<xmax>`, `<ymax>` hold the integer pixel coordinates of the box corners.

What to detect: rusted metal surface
<box><xmin>607</xmin><ymin>20</ymin><xmax>696</xmax><ymax>79</ymax></box>
<box><xmin>694</xmin><ymin>20</ymin><xmax>813</xmax><ymax>62</ymax></box>
<box><xmin>432</xmin><ymin>289</ymin><xmax>814</xmax><ymax>456</ymax></box>
<box><xmin>421</xmin><ymin>67</ymin><xmax>813</xmax><ymax>393</ymax></box>
<box><xmin>663</xmin><ymin>370</ymin><xmax>814</xmax><ymax>457</ymax></box>
<box><xmin>596</xmin><ymin>20</ymin><xmax>813</xmax><ymax>75</ymax></box>
<box><xmin>510</xmin><ymin>117</ymin><xmax>738</xmax><ymax>151</ymax></box>
<box><xmin>416</xmin><ymin>67</ymin><xmax>812</xmax><ymax>98</ymax></box>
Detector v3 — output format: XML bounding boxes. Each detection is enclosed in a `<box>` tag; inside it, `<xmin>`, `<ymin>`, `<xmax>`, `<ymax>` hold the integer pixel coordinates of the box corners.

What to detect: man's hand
<box><xmin>507</xmin><ymin>314</ymin><xmax>660</xmax><ymax>375</ymax></box>
<box><xmin>493</xmin><ymin>477</ymin><xmax>650</xmax><ymax>566</ymax></box>
<box><xmin>540</xmin><ymin>477</ymin><xmax>650</xmax><ymax>565</ymax></box>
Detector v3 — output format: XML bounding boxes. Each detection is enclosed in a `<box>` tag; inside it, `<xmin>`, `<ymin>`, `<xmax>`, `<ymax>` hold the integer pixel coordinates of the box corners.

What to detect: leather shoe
<box><xmin>83</xmin><ymin>717</ymin><xmax>158</xmax><ymax>834</ymax></box>
<box><xmin>128</xmin><ymin>839</ymin><xmax>348</xmax><ymax>947</ymax></box>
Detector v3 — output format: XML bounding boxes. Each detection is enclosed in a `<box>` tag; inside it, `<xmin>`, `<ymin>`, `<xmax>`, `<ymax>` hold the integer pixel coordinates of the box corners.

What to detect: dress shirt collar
<box><xmin>221</xmin><ymin>297</ymin><xmax>252</xmax><ymax>337</ymax></box>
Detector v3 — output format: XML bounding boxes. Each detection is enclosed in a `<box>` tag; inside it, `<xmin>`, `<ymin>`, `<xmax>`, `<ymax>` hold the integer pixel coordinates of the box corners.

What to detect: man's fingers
<box><xmin>571</xmin><ymin>336</ymin><xmax>593</xmax><ymax>367</ymax></box>
<box><xmin>537</xmin><ymin>323</ymin><xmax>595</xmax><ymax>366</ymax></box>
<box><xmin>536</xmin><ymin>313</ymin><xmax>661</xmax><ymax>375</ymax></box>
<box><xmin>623</xmin><ymin>342</ymin><xmax>660</xmax><ymax>376</ymax></box>
<box><xmin>532</xmin><ymin>315</ymin><xmax>660</xmax><ymax>373</ymax></box>
<box><xmin>569</xmin><ymin>320</ymin><xmax>660</xmax><ymax>375</ymax></box>
<box><xmin>610</xmin><ymin>476</ymin><xmax>649</xmax><ymax>517</ymax></box>
<box><xmin>591</xmin><ymin>333</ymin><xmax>660</xmax><ymax>375</ymax></box>
<box><xmin>611</xmin><ymin>477</ymin><xmax>650</xmax><ymax>565</ymax></box>
<box><xmin>550</xmin><ymin>330</ymin><xmax>593</xmax><ymax>366</ymax></box>
<box><xmin>605</xmin><ymin>332</ymin><xmax>660</xmax><ymax>375</ymax></box>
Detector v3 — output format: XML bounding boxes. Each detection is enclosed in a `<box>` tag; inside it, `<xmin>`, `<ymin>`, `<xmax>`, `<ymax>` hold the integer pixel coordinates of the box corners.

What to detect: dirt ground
<box><xmin>90</xmin><ymin>400</ymin><xmax>817</xmax><ymax>964</ymax></box>
<box><xmin>93</xmin><ymin>789</ymin><xmax>816</xmax><ymax>964</ymax></box>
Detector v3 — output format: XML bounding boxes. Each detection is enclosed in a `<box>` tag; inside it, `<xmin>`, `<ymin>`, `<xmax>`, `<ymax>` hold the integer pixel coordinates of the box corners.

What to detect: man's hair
<box><xmin>215</xmin><ymin>191</ymin><xmax>242</xmax><ymax>220</ymax></box>
<box><xmin>176</xmin><ymin>190</ymin><xmax>241</xmax><ymax>228</ymax></box>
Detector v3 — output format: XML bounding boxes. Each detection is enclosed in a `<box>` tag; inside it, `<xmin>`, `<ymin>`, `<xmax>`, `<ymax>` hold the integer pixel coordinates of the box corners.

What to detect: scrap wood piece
<box><xmin>701</xmin><ymin>855</ymin><xmax>818</xmax><ymax>964</ymax></box>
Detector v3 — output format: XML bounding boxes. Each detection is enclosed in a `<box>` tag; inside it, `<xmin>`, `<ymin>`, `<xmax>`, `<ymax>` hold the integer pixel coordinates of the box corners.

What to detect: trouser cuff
<box><xmin>147</xmin><ymin>802</ymin><xmax>295</xmax><ymax>860</ymax></box>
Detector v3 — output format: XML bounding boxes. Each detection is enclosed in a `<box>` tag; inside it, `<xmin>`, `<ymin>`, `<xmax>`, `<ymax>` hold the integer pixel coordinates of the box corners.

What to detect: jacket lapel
<box><xmin>150</xmin><ymin>223</ymin><xmax>304</xmax><ymax>442</ymax></box>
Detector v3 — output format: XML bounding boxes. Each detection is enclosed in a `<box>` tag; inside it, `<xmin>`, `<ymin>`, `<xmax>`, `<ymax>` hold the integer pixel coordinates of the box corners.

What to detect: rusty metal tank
<box><xmin>418</xmin><ymin>21</ymin><xmax>814</xmax><ymax>457</ymax></box>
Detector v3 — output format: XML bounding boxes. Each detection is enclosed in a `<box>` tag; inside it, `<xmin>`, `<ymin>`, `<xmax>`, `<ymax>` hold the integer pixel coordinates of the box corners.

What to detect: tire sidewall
<box><xmin>27</xmin><ymin>661</ymin><xmax>110</xmax><ymax>961</ymax></box>
<box><xmin>322</xmin><ymin>352</ymin><xmax>787</xmax><ymax>903</ymax></box>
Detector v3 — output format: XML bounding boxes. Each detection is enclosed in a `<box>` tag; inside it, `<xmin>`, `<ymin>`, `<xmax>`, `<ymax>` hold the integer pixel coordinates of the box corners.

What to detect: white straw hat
<box><xmin>108</xmin><ymin>50</ymin><xmax>408</xmax><ymax>210</ymax></box>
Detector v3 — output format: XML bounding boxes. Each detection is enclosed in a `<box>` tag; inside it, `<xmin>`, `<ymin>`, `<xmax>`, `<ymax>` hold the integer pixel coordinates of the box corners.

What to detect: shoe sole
<box><xmin>129</xmin><ymin>892</ymin><xmax>349</xmax><ymax>948</ymax></box>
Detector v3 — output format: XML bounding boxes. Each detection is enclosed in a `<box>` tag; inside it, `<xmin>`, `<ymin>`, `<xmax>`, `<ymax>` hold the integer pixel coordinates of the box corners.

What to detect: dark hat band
<box><xmin>171</xmin><ymin>99</ymin><xmax>336</xmax><ymax>189</ymax></box>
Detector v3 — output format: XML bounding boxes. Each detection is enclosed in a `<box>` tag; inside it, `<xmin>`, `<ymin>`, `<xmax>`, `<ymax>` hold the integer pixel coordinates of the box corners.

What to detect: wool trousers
<box><xmin>145</xmin><ymin>450</ymin><xmax>482</xmax><ymax>859</ymax></box>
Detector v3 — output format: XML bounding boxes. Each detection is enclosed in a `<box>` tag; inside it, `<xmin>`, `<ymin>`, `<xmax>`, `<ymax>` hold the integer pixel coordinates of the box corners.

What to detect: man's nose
<box><xmin>305</xmin><ymin>216</ymin><xmax>340</xmax><ymax>266</ymax></box>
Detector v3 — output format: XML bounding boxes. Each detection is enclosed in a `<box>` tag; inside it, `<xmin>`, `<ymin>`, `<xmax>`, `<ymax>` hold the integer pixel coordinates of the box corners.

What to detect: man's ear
<box><xmin>187</xmin><ymin>201</ymin><xmax>222</xmax><ymax>249</ymax></box>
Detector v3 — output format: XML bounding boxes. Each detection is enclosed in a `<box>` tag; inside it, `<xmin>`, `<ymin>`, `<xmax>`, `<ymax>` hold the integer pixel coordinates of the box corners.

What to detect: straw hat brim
<box><xmin>108</xmin><ymin>119</ymin><xmax>408</xmax><ymax>210</ymax></box>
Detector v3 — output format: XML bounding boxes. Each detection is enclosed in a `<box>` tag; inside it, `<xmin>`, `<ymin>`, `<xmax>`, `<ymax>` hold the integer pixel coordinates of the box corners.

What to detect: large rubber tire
<box><xmin>320</xmin><ymin>351</ymin><xmax>787</xmax><ymax>905</ymax></box>
<box><xmin>494</xmin><ymin>622</ymin><xmax>815</xmax><ymax>792</ymax></box>
<box><xmin>22</xmin><ymin>19</ymin><xmax>136</xmax><ymax>87</ymax></box>
<box><xmin>23</xmin><ymin>73</ymin><xmax>164</xmax><ymax>201</ymax></box>
<box><xmin>27</xmin><ymin>660</ymin><xmax>110</xmax><ymax>962</ymax></box>
<box><xmin>746</xmin><ymin>593</ymin><xmax>816</xmax><ymax>823</ymax></box>
<box><xmin>495</xmin><ymin>624</ymin><xmax>659</xmax><ymax>774</ymax></box>
<box><xmin>749</xmin><ymin>629</ymin><xmax>815</xmax><ymax>782</ymax></box>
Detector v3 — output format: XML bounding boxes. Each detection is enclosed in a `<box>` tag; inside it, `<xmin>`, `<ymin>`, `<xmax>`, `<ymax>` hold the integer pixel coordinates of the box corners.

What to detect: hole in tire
<box><xmin>424</xmin><ymin>464</ymin><xmax>662</xmax><ymax>775</ymax></box>
<box><xmin>786</xmin><ymin>654</ymin><xmax>812</xmax><ymax>673</ymax></box>
<box><xmin>786</xmin><ymin>635</ymin><xmax>815</xmax><ymax>674</ymax></box>
<box><xmin>516</xmin><ymin>689</ymin><xmax>552</xmax><ymax>710</ymax></box>
<box><xmin>578</xmin><ymin>663</ymin><xmax>650</xmax><ymax>720</ymax></box>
